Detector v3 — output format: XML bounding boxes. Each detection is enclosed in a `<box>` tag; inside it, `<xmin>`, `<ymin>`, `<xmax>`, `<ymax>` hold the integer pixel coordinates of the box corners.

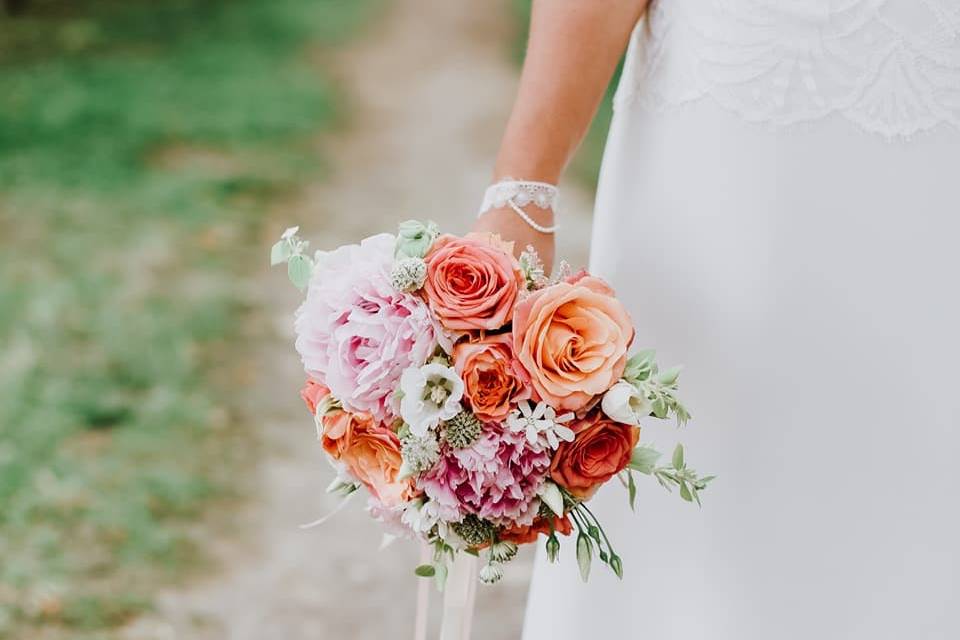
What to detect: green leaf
<box><xmin>576</xmin><ymin>534</ymin><xmax>592</xmax><ymax>582</ymax></box>
<box><xmin>287</xmin><ymin>254</ymin><xmax>313</xmax><ymax>290</ymax></box>
<box><xmin>414</xmin><ymin>564</ymin><xmax>436</xmax><ymax>578</ymax></box>
<box><xmin>656</xmin><ymin>366</ymin><xmax>682</xmax><ymax>386</ymax></box>
<box><xmin>679</xmin><ymin>480</ymin><xmax>692</xmax><ymax>502</ymax></box>
<box><xmin>652</xmin><ymin>397</ymin><xmax>668</xmax><ymax>419</ymax></box>
<box><xmin>270</xmin><ymin>240</ymin><xmax>292</xmax><ymax>266</ymax></box>
<box><xmin>629</xmin><ymin>445</ymin><xmax>661</xmax><ymax>474</ymax></box>
<box><xmin>672</xmin><ymin>443</ymin><xmax>685</xmax><ymax>470</ymax></box>
<box><xmin>627</xmin><ymin>471</ymin><xmax>637</xmax><ymax>511</ymax></box>
<box><xmin>623</xmin><ymin>349</ymin><xmax>656</xmax><ymax>382</ymax></box>
<box><xmin>691</xmin><ymin>486</ymin><xmax>702</xmax><ymax>507</ymax></box>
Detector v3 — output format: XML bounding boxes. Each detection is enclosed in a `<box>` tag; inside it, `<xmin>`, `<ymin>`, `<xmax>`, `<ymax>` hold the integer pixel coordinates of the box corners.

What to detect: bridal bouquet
<box><xmin>271</xmin><ymin>221</ymin><xmax>712</xmax><ymax>585</ymax></box>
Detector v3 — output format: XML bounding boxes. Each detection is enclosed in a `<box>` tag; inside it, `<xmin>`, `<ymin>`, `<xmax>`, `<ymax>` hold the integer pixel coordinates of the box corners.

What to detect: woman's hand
<box><xmin>478</xmin><ymin>0</ymin><xmax>647</xmax><ymax>272</ymax></box>
<box><xmin>473</xmin><ymin>204</ymin><xmax>555</xmax><ymax>272</ymax></box>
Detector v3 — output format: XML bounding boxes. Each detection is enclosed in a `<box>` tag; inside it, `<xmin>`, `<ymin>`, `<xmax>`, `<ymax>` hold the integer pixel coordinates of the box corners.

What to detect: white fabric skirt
<box><xmin>521</xmin><ymin>98</ymin><xmax>960</xmax><ymax>639</ymax></box>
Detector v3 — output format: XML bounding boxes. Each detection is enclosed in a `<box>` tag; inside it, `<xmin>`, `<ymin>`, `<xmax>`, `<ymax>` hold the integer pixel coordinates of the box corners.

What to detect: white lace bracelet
<box><xmin>477</xmin><ymin>179</ymin><xmax>558</xmax><ymax>234</ymax></box>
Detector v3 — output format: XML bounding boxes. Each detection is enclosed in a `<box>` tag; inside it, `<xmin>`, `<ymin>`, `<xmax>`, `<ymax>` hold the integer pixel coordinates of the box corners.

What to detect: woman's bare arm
<box><xmin>474</xmin><ymin>0</ymin><xmax>648</xmax><ymax>270</ymax></box>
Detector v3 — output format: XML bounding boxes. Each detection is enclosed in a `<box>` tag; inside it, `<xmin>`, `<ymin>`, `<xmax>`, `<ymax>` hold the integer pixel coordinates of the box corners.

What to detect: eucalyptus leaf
<box><xmin>287</xmin><ymin>254</ymin><xmax>313</xmax><ymax>290</ymax></box>
<box><xmin>652</xmin><ymin>397</ymin><xmax>668</xmax><ymax>419</ymax></box>
<box><xmin>627</xmin><ymin>471</ymin><xmax>637</xmax><ymax>511</ymax></box>
<box><xmin>679</xmin><ymin>480</ymin><xmax>692</xmax><ymax>502</ymax></box>
<box><xmin>657</xmin><ymin>366</ymin><xmax>683</xmax><ymax>386</ymax></box>
<box><xmin>414</xmin><ymin>564</ymin><xmax>436</xmax><ymax>578</ymax></box>
<box><xmin>629</xmin><ymin>445</ymin><xmax>661</xmax><ymax>474</ymax></box>
<box><xmin>672</xmin><ymin>443</ymin><xmax>685</xmax><ymax>470</ymax></box>
<box><xmin>270</xmin><ymin>240</ymin><xmax>292</xmax><ymax>266</ymax></box>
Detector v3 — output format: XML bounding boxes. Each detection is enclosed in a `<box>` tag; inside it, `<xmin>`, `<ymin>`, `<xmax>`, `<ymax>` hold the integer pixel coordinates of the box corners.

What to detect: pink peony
<box><xmin>418</xmin><ymin>423</ymin><xmax>551</xmax><ymax>528</ymax></box>
<box><xmin>294</xmin><ymin>234</ymin><xmax>436</xmax><ymax>423</ymax></box>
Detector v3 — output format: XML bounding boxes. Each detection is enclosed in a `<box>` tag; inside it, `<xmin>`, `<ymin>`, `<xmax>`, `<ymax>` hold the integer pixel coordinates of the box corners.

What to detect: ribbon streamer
<box><xmin>439</xmin><ymin>553</ymin><xmax>479</xmax><ymax>640</ymax></box>
<box><xmin>414</xmin><ymin>542</ymin><xmax>431</xmax><ymax>640</ymax></box>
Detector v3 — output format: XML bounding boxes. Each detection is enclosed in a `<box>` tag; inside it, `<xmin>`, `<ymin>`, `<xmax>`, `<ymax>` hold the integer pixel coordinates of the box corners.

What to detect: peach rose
<box><xmin>300</xmin><ymin>378</ymin><xmax>330</xmax><ymax>415</ymax></box>
<box><xmin>317</xmin><ymin>408</ymin><xmax>374</xmax><ymax>460</ymax></box>
<box><xmin>549</xmin><ymin>411</ymin><xmax>639</xmax><ymax>499</ymax></box>
<box><xmin>341</xmin><ymin>425</ymin><xmax>414</xmax><ymax>507</ymax></box>
<box><xmin>500</xmin><ymin>514</ymin><xmax>573</xmax><ymax>545</ymax></box>
<box><xmin>421</xmin><ymin>233</ymin><xmax>524</xmax><ymax>331</ymax></box>
<box><xmin>512</xmin><ymin>273</ymin><xmax>633</xmax><ymax>412</ymax></box>
<box><xmin>318</xmin><ymin>409</ymin><xmax>414</xmax><ymax>507</ymax></box>
<box><xmin>453</xmin><ymin>333</ymin><xmax>531</xmax><ymax>421</ymax></box>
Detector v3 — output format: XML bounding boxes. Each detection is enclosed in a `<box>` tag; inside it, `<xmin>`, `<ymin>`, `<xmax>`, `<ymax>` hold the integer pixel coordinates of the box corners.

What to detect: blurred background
<box><xmin>0</xmin><ymin>0</ymin><xmax>614</xmax><ymax>638</ymax></box>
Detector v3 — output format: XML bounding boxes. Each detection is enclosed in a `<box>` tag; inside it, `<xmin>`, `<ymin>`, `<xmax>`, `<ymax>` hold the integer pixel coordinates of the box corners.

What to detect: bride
<box><xmin>474</xmin><ymin>1</ymin><xmax>960</xmax><ymax>638</ymax></box>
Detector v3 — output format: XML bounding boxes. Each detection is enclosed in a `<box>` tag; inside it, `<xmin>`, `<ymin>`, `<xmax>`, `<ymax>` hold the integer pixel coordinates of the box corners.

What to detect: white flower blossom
<box><xmin>601</xmin><ymin>380</ymin><xmax>652</xmax><ymax>426</ymax></box>
<box><xmin>505</xmin><ymin>400</ymin><xmax>575</xmax><ymax>450</ymax></box>
<box><xmin>399</xmin><ymin>363</ymin><xmax>464</xmax><ymax>437</ymax></box>
<box><xmin>401</xmin><ymin>499</ymin><xmax>443</xmax><ymax>536</ymax></box>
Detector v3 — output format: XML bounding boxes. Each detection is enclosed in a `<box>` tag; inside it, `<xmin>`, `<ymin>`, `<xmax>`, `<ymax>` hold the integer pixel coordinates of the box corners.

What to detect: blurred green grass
<box><xmin>509</xmin><ymin>0</ymin><xmax>620</xmax><ymax>189</ymax></box>
<box><xmin>0</xmin><ymin>0</ymin><xmax>371</xmax><ymax>636</ymax></box>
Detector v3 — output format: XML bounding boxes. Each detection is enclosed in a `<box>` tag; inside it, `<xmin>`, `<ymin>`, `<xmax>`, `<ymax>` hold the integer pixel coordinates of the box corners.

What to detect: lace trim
<box><xmin>615</xmin><ymin>0</ymin><xmax>960</xmax><ymax>139</ymax></box>
<box><xmin>479</xmin><ymin>179</ymin><xmax>558</xmax><ymax>213</ymax></box>
<box><xmin>478</xmin><ymin>179</ymin><xmax>558</xmax><ymax>234</ymax></box>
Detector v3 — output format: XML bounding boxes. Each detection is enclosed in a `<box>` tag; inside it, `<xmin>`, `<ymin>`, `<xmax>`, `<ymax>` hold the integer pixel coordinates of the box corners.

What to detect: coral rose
<box><xmin>318</xmin><ymin>408</ymin><xmax>414</xmax><ymax>507</ymax></box>
<box><xmin>500</xmin><ymin>514</ymin><xmax>573</xmax><ymax>545</ymax></box>
<box><xmin>512</xmin><ymin>273</ymin><xmax>633</xmax><ymax>412</ymax></box>
<box><xmin>300</xmin><ymin>378</ymin><xmax>330</xmax><ymax>415</ymax></box>
<box><xmin>549</xmin><ymin>411</ymin><xmax>639</xmax><ymax>499</ymax></box>
<box><xmin>453</xmin><ymin>333</ymin><xmax>531</xmax><ymax>421</ymax></box>
<box><xmin>421</xmin><ymin>233</ymin><xmax>524</xmax><ymax>331</ymax></box>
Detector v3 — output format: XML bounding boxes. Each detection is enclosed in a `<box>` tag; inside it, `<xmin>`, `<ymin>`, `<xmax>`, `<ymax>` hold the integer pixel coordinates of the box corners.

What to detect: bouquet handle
<box><xmin>438</xmin><ymin>552</ymin><xmax>479</xmax><ymax>640</ymax></box>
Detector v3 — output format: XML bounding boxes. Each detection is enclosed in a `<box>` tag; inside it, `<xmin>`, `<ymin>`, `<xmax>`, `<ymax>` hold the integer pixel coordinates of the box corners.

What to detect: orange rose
<box><xmin>500</xmin><ymin>514</ymin><xmax>573</xmax><ymax>545</ymax></box>
<box><xmin>422</xmin><ymin>233</ymin><xmax>524</xmax><ymax>331</ymax></box>
<box><xmin>319</xmin><ymin>409</ymin><xmax>414</xmax><ymax>507</ymax></box>
<box><xmin>512</xmin><ymin>273</ymin><xmax>633</xmax><ymax>412</ymax></box>
<box><xmin>341</xmin><ymin>425</ymin><xmax>414</xmax><ymax>507</ymax></box>
<box><xmin>453</xmin><ymin>333</ymin><xmax>531</xmax><ymax>421</ymax></box>
<box><xmin>300</xmin><ymin>378</ymin><xmax>330</xmax><ymax>415</ymax></box>
<box><xmin>318</xmin><ymin>408</ymin><xmax>373</xmax><ymax>460</ymax></box>
<box><xmin>549</xmin><ymin>411</ymin><xmax>639</xmax><ymax>499</ymax></box>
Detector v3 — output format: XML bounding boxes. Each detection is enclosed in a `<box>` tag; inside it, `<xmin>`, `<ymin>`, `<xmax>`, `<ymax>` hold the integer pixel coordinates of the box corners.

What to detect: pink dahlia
<box><xmin>418</xmin><ymin>423</ymin><xmax>551</xmax><ymax>528</ymax></box>
<box><xmin>294</xmin><ymin>233</ymin><xmax>436</xmax><ymax>423</ymax></box>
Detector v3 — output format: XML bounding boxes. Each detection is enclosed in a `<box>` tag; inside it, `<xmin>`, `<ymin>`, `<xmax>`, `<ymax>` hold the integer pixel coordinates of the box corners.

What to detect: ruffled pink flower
<box><xmin>418</xmin><ymin>424</ymin><xmax>551</xmax><ymax>528</ymax></box>
<box><xmin>295</xmin><ymin>234</ymin><xmax>436</xmax><ymax>422</ymax></box>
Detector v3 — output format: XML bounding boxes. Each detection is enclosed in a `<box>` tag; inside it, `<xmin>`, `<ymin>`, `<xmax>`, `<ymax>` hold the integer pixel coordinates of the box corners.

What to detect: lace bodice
<box><xmin>616</xmin><ymin>0</ymin><xmax>960</xmax><ymax>138</ymax></box>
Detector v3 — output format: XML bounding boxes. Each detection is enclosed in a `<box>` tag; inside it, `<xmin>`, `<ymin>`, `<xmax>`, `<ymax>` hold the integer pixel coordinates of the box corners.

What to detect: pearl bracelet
<box><xmin>477</xmin><ymin>179</ymin><xmax>558</xmax><ymax>234</ymax></box>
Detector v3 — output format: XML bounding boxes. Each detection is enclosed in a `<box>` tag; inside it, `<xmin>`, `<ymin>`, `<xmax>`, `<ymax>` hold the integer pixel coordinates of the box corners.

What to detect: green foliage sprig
<box><xmin>270</xmin><ymin>226</ymin><xmax>315</xmax><ymax>290</ymax></box>
<box><xmin>622</xmin><ymin>349</ymin><xmax>691</xmax><ymax>426</ymax></box>
<box><xmin>627</xmin><ymin>443</ymin><xmax>715</xmax><ymax>506</ymax></box>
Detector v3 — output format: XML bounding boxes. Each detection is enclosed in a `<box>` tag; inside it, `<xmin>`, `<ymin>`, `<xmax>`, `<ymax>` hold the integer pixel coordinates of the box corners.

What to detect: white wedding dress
<box><xmin>523</xmin><ymin>1</ymin><xmax>960</xmax><ymax>638</ymax></box>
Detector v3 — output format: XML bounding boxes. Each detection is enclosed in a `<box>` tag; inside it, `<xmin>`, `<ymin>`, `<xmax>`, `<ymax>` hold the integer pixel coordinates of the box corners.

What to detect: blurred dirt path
<box><xmin>127</xmin><ymin>1</ymin><xmax>592</xmax><ymax>638</ymax></box>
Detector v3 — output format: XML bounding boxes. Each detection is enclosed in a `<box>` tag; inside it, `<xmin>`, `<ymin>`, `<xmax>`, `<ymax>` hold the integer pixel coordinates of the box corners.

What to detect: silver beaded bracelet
<box><xmin>477</xmin><ymin>179</ymin><xmax>558</xmax><ymax>234</ymax></box>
